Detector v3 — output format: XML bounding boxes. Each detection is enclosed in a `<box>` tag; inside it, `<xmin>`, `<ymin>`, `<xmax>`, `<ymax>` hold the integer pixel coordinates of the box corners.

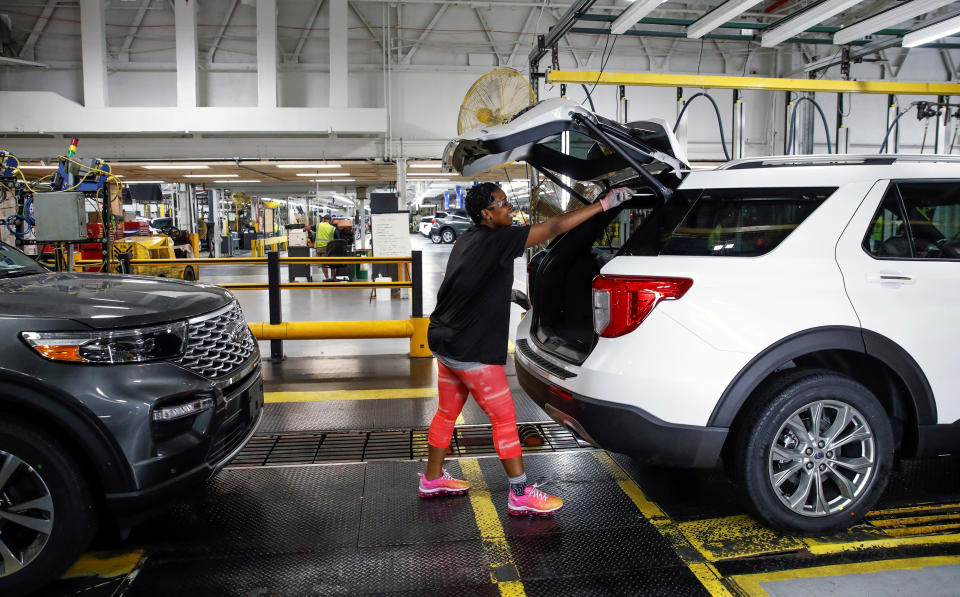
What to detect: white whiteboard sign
<box><xmin>371</xmin><ymin>212</ymin><xmax>412</xmax><ymax>257</ymax></box>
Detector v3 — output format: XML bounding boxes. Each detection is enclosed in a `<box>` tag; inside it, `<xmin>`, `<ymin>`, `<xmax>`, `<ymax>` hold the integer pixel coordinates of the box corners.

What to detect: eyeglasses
<box><xmin>486</xmin><ymin>198</ymin><xmax>512</xmax><ymax>210</ymax></box>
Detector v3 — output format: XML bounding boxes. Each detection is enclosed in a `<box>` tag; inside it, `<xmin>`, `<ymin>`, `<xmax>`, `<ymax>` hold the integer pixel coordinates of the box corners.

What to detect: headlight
<box><xmin>21</xmin><ymin>323</ymin><xmax>188</xmax><ymax>364</ymax></box>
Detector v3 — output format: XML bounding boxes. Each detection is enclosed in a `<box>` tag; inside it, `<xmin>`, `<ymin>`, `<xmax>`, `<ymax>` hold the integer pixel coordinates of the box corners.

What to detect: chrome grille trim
<box><xmin>175</xmin><ymin>301</ymin><xmax>258</xmax><ymax>379</ymax></box>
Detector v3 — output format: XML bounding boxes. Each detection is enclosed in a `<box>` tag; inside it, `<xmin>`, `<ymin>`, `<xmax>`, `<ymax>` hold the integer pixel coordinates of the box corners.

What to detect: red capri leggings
<box><xmin>428</xmin><ymin>362</ymin><xmax>522</xmax><ymax>460</ymax></box>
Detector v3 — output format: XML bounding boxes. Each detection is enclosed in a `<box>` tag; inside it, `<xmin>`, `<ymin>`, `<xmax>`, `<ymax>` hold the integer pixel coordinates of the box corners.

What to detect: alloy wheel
<box><xmin>442</xmin><ymin>229</ymin><xmax>455</xmax><ymax>243</ymax></box>
<box><xmin>767</xmin><ymin>399</ymin><xmax>876</xmax><ymax>517</ymax></box>
<box><xmin>0</xmin><ymin>450</ymin><xmax>54</xmax><ymax>577</ymax></box>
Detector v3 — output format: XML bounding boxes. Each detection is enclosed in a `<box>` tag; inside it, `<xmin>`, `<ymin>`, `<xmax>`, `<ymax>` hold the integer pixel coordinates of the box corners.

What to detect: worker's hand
<box><xmin>599</xmin><ymin>187</ymin><xmax>632</xmax><ymax>212</ymax></box>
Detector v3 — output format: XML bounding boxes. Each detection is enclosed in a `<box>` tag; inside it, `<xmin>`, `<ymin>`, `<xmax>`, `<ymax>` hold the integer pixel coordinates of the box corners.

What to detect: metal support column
<box><xmin>936</xmin><ymin>95</ymin><xmax>950</xmax><ymax>154</ymax></box>
<box><xmin>267</xmin><ymin>250</ymin><xmax>284</xmax><ymax>362</ymax></box>
<box><xmin>732</xmin><ymin>89</ymin><xmax>744</xmax><ymax>160</ymax></box>
<box><xmin>799</xmin><ymin>93</ymin><xmax>814</xmax><ymax>155</ymax></box>
<box><xmin>210</xmin><ymin>188</ymin><xmax>222</xmax><ymax>258</ymax></box>
<box><xmin>836</xmin><ymin>93</ymin><xmax>849</xmax><ymax>154</ymax></box>
<box><xmin>783</xmin><ymin>92</ymin><xmax>792</xmax><ymax>154</ymax></box>
<box><xmin>886</xmin><ymin>94</ymin><xmax>900</xmax><ymax>154</ymax></box>
<box><xmin>675</xmin><ymin>88</ymin><xmax>687</xmax><ymax>156</ymax></box>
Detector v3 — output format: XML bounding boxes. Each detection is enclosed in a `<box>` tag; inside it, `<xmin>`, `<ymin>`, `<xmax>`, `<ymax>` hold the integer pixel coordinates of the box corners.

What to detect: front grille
<box><xmin>516</xmin><ymin>339</ymin><xmax>576</xmax><ymax>379</ymax></box>
<box><xmin>176</xmin><ymin>302</ymin><xmax>257</xmax><ymax>379</ymax></box>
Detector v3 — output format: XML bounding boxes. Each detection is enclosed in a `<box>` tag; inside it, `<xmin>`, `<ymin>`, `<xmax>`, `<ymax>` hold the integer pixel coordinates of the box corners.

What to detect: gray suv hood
<box><xmin>0</xmin><ymin>272</ymin><xmax>233</xmax><ymax>329</ymax></box>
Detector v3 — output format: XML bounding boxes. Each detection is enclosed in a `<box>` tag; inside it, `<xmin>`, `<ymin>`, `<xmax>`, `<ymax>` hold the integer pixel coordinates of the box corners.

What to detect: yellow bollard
<box><xmin>409</xmin><ymin>317</ymin><xmax>432</xmax><ymax>357</ymax></box>
<box><xmin>188</xmin><ymin>233</ymin><xmax>199</xmax><ymax>260</ymax></box>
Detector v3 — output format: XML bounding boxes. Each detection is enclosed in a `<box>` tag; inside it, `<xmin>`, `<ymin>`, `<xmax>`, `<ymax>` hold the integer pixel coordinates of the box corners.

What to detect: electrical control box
<box><xmin>32</xmin><ymin>192</ymin><xmax>88</xmax><ymax>242</ymax></box>
<box><xmin>288</xmin><ymin>228</ymin><xmax>309</xmax><ymax>247</ymax></box>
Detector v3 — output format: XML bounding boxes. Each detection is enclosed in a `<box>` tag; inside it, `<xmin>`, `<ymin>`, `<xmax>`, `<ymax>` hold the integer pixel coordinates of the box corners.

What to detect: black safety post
<box><xmin>411</xmin><ymin>250</ymin><xmax>423</xmax><ymax>319</ymax></box>
<box><xmin>267</xmin><ymin>250</ymin><xmax>284</xmax><ymax>362</ymax></box>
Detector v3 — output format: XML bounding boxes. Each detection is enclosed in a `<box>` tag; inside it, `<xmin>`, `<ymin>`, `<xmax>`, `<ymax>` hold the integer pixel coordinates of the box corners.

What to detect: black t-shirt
<box><xmin>428</xmin><ymin>224</ymin><xmax>530</xmax><ymax>365</ymax></box>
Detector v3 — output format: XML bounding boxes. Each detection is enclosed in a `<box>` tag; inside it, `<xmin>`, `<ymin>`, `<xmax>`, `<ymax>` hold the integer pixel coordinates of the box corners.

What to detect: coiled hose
<box><xmin>4</xmin><ymin>196</ymin><xmax>34</xmax><ymax>237</ymax></box>
<box><xmin>673</xmin><ymin>92</ymin><xmax>731</xmax><ymax>161</ymax></box>
<box><xmin>785</xmin><ymin>96</ymin><xmax>833</xmax><ymax>155</ymax></box>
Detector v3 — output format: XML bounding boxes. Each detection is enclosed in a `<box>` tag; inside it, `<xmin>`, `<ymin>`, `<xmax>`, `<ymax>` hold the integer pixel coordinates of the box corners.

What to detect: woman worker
<box><xmin>419</xmin><ymin>181</ymin><xmax>631</xmax><ymax>515</ymax></box>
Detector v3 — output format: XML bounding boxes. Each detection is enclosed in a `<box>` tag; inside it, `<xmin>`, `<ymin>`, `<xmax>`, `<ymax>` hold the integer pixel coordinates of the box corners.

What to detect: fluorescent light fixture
<box><xmin>687</xmin><ymin>0</ymin><xmax>765</xmax><ymax>39</ymax></box>
<box><xmin>311</xmin><ymin>179</ymin><xmax>356</xmax><ymax>182</ymax></box>
<box><xmin>761</xmin><ymin>0</ymin><xmax>864</xmax><ymax>48</ymax></box>
<box><xmin>407</xmin><ymin>172</ymin><xmax>453</xmax><ymax>176</ymax></box>
<box><xmin>276</xmin><ymin>163</ymin><xmax>341</xmax><ymax>168</ymax></box>
<box><xmin>143</xmin><ymin>164</ymin><xmax>210</xmax><ymax>169</ymax></box>
<box><xmin>295</xmin><ymin>172</ymin><xmax>351</xmax><ymax>177</ymax></box>
<box><xmin>409</xmin><ymin>163</ymin><xmax>443</xmax><ymax>168</ymax></box>
<box><xmin>835</xmin><ymin>0</ymin><xmax>956</xmax><ymax>45</ymax></box>
<box><xmin>611</xmin><ymin>0</ymin><xmax>668</xmax><ymax>35</ymax></box>
<box><xmin>125</xmin><ymin>180</ymin><xmax>167</xmax><ymax>184</ymax></box>
<box><xmin>903</xmin><ymin>12</ymin><xmax>960</xmax><ymax>47</ymax></box>
<box><xmin>184</xmin><ymin>174</ymin><xmax>238</xmax><ymax>178</ymax></box>
<box><xmin>214</xmin><ymin>179</ymin><xmax>260</xmax><ymax>183</ymax></box>
<box><xmin>18</xmin><ymin>165</ymin><xmax>58</xmax><ymax>170</ymax></box>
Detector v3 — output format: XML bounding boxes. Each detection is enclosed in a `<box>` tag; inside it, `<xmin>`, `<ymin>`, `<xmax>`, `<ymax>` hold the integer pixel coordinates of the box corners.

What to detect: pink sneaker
<box><xmin>418</xmin><ymin>469</ymin><xmax>471</xmax><ymax>498</ymax></box>
<box><xmin>508</xmin><ymin>485</ymin><xmax>563</xmax><ymax>516</ymax></box>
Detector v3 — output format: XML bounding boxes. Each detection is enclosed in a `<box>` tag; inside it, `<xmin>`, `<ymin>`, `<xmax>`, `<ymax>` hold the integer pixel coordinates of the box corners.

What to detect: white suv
<box><xmin>445</xmin><ymin>98</ymin><xmax>960</xmax><ymax>534</ymax></box>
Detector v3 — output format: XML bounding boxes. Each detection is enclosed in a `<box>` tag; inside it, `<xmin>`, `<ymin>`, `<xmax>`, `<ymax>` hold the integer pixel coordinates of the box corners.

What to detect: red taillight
<box><xmin>548</xmin><ymin>385</ymin><xmax>572</xmax><ymax>401</ymax></box>
<box><xmin>431</xmin><ymin>218</ymin><xmax>437</xmax><ymax>224</ymax></box>
<box><xmin>591</xmin><ymin>275</ymin><xmax>693</xmax><ymax>338</ymax></box>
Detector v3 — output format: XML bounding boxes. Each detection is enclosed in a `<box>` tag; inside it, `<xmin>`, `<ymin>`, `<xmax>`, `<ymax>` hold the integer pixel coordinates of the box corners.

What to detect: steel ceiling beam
<box><xmin>474</xmin><ymin>7</ymin><xmax>505</xmax><ymax>66</ymax></box>
<box><xmin>293</xmin><ymin>0</ymin><xmax>326</xmax><ymax>63</ymax></box>
<box><xmin>348</xmin><ymin>2</ymin><xmax>385</xmax><ymax>53</ymax></box>
<box><xmin>508</xmin><ymin>6</ymin><xmax>539</xmax><ymax>66</ymax></box>
<box><xmin>119</xmin><ymin>0</ymin><xmax>153</xmax><ymax>61</ymax></box>
<box><xmin>404</xmin><ymin>3</ymin><xmax>449</xmax><ymax>64</ymax></box>
<box><xmin>18</xmin><ymin>0</ymin><xmax>58</xmax><ymax>60</ymax></box>
<box><xmin>547</xmin><ymin>70</ymin><xmax>960</xmax><ymax>95</ymax></box>
<box><xmin>207</xmin><ymin>0</ymin><xmax>240</xmax><ymax>64</ymax></box>
<box><xmin>529</xmin><ymin>0</ymin><xmax>597</xmax><ymax>68</ymax></box>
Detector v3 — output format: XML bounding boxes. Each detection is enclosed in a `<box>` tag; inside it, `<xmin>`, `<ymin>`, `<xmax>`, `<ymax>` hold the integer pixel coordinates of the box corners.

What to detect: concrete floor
<box><xmin>43</xmin><ymin>232</ymin><xmax>960</xmax><ymax>596</ymax></box>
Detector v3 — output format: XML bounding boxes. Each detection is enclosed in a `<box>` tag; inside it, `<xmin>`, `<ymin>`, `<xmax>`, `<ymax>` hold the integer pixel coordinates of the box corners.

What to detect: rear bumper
<box><xmin>516</xmin><ymin>352</ymin><xmax>727</xmax><ymax>468</ymax></box>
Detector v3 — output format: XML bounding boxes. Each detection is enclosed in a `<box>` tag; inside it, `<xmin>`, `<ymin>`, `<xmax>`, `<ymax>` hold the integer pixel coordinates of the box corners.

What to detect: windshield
<box><xmin>0</xmin><ymin>242</ymin><xmax>48</xmax><ymax>278</ymax></box>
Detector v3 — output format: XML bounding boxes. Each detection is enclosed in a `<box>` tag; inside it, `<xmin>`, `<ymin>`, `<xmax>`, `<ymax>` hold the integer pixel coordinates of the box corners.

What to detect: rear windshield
<box><xmin>655</xmin><ymin>187</ymin><xmax>835</xmax><ymax>257</ymax></box>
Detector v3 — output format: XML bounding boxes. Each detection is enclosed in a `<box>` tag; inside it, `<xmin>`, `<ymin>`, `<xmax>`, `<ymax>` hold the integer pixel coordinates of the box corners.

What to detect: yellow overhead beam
<box><xmin>547</xmin><ymin>71</ymin><xmax>960</xmax><ymax>95</ymax></box>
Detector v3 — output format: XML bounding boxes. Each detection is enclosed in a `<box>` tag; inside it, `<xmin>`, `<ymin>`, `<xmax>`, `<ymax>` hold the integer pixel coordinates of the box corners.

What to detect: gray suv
<box><xmin>0</xmin><ymin>241</ymin><xmax>263</xmax><ymax>595</ymax></box>
<box><xmin>429</xmin><ymin>209</ymin><xmax>474</xmax><ymax>243</ymax></box>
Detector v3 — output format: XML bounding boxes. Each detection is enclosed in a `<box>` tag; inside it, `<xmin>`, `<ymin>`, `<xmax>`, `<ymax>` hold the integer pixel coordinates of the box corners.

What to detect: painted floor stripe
<box><xmin>459</xmin><ymin>458</ymin><xmax>527</xmax><ymax>597</ymax></box>
<box><xmin>63</xmin><ymin>550</ymin><xmax>145</xmax><ymax>579</ymax></box>
<box><xmin>730</xmin><ymin>555</ymin><xmax>960</xmax><ymax>596</ymax></box>
<box><xmin>594</xmin><ymin>452</ymin><xmax>733</xmax><ymax>597</ymax></box>
<box><xmin>265</xmin><ymin>388</ymin><xmax>437</xmax><ymax>403</ymax></box>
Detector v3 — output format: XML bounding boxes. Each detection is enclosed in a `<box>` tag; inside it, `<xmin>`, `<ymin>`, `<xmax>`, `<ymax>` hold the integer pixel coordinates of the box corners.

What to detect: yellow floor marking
<box><xmin>507</xmin><ymin>340</ymin><xmax>515</xmax><ymax>354</ymax></box>
<box><xmin>882</xmin><ymin>523</ymin><xmax>960</xmax><ymax>536</ymax></box>
<box><xmin>804</xmin><ymin>531</ymin><xmax>960</xmax><ymax>554</ymax></box>
<box><xmin>870</xmin><ymin>512</ymin><xmax>960</xmax><ymax>527</ymax></box>
<box><xmin>264</xmin><ymin>388</ymin><xmax>437</xmax><ymax>403</ymax></box>
<box><xmin>730</xmin><ymin>555</ymin><xmax>960</xmax><ymax>596</ymax></box>
<box><xmin>594</xmin><ymin>452</ymin><xmax>733</xmax><ymax>596</ymax></box>
<box><xmin>677</xmin><ymin>515</ymin><xmax>806</xmax><ymax>562</ymax></box>
<box><xmin>63</xmin><ymin>550</ymin><xmax>145</xmax><ymax>579</ymax></box>
<box><xmin>459</xmin><ymin>458</ymin><xmax>527</xmax><ymax>597</ymax></box>
<box><xmin>868</xmin><ymin>502</ymin><xmax>960</xmax><ymax>517</ymax></box>
<box><xmin>456</xmin><ymin>413</ymin><xmax>466</xmax><ymax>425</ymax></box>
<box><xmin>513</xmin><ymin>278</ymin><xmax>527</xmax><ymax>289</ymax></box>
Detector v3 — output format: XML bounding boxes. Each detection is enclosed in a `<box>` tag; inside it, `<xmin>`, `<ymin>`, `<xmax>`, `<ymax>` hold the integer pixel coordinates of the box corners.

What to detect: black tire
<box><xmin>182</xmin><ymin>266</ymin><xmax>196</xmax><ymax>282</ymax></box>
<box><xmin>430</xmin><ymin>231</ymin><xmax>442</xmax><ymax>244</ymax></box>
<box><xmin>441</xmin><ymin>228</ymin><xmax>456</xmax><ymax>243</ymax></box>
<box><xmin>731</xmin><ymin>368</ymin><xmax>893</xmax><ymax>535</ymax></box>
<box><xmin>0</xmin><ymin>416</ymin><xmax>97</xmax><ymax>596</ymax></box>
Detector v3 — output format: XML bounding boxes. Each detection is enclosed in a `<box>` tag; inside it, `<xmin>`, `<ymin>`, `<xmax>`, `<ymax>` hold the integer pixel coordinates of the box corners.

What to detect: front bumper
<box><xmin>105</xmin><ymin>364</ymin><xmax>264</xmax><ymax>527</ymax></box>
<box><xmin>516</xmin><ymin>350</ymin><xmax>727</xmax><ymax>468</ymax></box>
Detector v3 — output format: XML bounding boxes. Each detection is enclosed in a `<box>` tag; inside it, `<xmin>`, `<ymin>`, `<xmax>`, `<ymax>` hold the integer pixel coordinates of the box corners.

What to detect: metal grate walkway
<box><xmin>230</xmin><ymin>422</ymin><xmax>592</xmax><ymax>467</ymax></box>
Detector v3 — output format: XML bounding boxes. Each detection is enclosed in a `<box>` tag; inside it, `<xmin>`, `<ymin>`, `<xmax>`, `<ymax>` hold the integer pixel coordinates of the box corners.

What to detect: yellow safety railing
<box><xmin>251</xmin><ymin>235</ymin><xmax>288</xmax><ymax>257</ymax></box>
<box><xmin>73</xmin><ymin>252</ymin><xmax>430</xmax><ymax>360</ymax></box>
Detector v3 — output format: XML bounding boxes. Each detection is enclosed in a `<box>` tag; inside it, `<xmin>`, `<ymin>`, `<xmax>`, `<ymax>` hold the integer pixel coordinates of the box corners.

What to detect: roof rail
<box><xmin>719</xmin><ymin>154</ymin><xmax>960</xmax><ymax>170</ymax></box>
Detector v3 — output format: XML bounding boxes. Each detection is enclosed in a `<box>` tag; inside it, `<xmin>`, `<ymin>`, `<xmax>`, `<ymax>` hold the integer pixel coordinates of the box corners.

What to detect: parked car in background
<box><xmin>150</xmin><ymin>217</ymin><xmax>176</xmax><ymax>235</ymax></box>
<box><xmin>445</xmin><ymin>97</ymin><xmax>960</xmax><ymax>535</ymax></box>
<box><xmin>0</xmin><ymin>241</ymin><xmax>263</xmax><ymax>595</ymax></box>
<box><xmin>429</xmin><ymin>209</ymin><xmax>473</xmax><ymax>243</ymax></box>
<box><xmin>419</xmin><ymin>211</ymin><xmax>447</xmax><ymax>237</ymax></box>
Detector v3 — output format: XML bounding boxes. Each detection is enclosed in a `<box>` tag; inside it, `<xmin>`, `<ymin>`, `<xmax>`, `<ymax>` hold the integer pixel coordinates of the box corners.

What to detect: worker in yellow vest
<box><xmin>315</xmin><ymin>215</ymin><xmax>338</xmax><ymax>280</ymax></box>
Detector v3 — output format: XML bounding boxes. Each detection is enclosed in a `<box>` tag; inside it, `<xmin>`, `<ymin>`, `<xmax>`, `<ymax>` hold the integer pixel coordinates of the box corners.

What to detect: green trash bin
<box><xmin>354</xmin><ymin>265</ymin><xmax>368</xmax><ymax>280</ymax></box>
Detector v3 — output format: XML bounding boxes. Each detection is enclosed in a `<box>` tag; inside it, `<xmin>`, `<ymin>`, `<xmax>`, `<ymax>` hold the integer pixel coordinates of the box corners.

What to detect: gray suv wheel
<box><xmin>0</xmin><ymin>417</ymin><xmax>96</xmax><ymax>596</ymax></box>
<box><xmin>441</xmin><ymin>228</ymin><xmax>456</xmax><ymax>243</ymax></box>
<box><xmin>731</xmin><ymin>369</ymin><xmax>893</xmax><ymax>534</ymax></box>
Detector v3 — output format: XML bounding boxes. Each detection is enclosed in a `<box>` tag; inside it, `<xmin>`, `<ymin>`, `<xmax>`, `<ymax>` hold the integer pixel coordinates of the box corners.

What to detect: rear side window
<box><xmin>659</xmin><ymin>187</ymin><xmax>835</xmax><ymax>257</ymax></box>
<box><xmin>865</xmin><ymin>181</ymin><xmax>960</xmax><ymax>260</ymax></box>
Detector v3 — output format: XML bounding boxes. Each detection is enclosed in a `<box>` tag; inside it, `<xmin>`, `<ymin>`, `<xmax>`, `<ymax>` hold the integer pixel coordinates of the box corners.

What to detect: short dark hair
<box><xmin>323</xmin><ymin>215</ymin><xmax>331</xmax><ymax>220</ymax></box>
<box><xmin>465</xmin><ymin>182</ymin><xmax>501</xmax><ymax>225</ymax></box>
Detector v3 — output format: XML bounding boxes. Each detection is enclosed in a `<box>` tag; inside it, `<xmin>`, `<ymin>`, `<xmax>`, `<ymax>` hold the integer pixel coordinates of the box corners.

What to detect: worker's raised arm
<box><xmin>524</xmin><ymin>187</ymin><xmax>632</xmax><ymax>249</ymax></box>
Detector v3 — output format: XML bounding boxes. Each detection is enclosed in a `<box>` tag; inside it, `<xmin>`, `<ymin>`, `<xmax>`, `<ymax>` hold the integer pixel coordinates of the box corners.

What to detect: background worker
<box><xmin>419</xmin><ymin>181</ymin><xmax>632</xmax><ymax>515</ymax></box>
<box><xmin>314</xmin><ymin>215</ymin><xmax>338</xmax><ymax>281</ymax></box>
